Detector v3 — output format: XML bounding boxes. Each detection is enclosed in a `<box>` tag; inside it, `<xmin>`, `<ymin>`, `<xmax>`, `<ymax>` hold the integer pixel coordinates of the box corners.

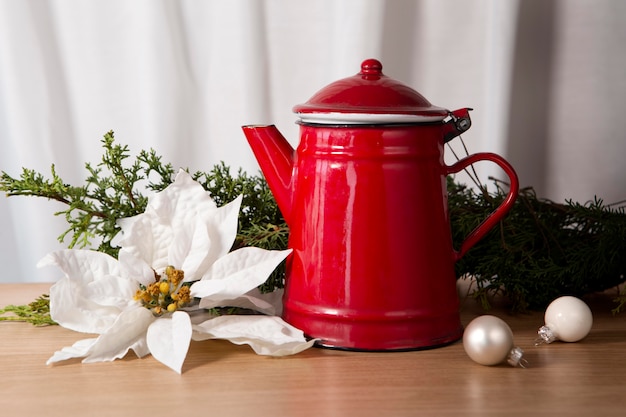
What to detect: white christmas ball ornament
<box><xmin>537</xmin><ymin>296</ymin><xmax>593</xmax><ymax>344</ymax></box>
<box><xmin>463</xmin><ymin>315</ymin><xmax>526</xmax><ymax>367</ymax></box>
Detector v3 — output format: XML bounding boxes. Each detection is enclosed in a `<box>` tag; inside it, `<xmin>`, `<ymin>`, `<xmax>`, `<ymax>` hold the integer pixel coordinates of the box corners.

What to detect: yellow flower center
<box><xmin>133</xmin><ymin>266</ymin><xmax>192</xmax><ymax>316</ymax></box>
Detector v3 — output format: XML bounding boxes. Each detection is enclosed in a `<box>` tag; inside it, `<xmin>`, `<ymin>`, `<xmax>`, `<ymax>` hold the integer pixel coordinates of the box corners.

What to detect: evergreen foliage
<box><xmin>448</xmin><ymin>179</ymin><xmax>626</xmax><ymax>312</ymax></box>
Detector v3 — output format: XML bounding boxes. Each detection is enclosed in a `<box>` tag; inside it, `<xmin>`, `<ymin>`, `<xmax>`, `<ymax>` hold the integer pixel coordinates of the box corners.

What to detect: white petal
<box><xmin>48</xmin><ymin>277</ymin><xmax>121</xmax><ymax>334</ymax></box>
<box><xmin>146</xmin><ymin>311</ymin><xmax>192</xmax><ymax>374</ymax></box>
<box><xmin>118</xmin><ymin>250</ymin><xmax>156</xmax><ymax>287</ymax></box>
<box><xmin>201</xmin><ymin>288</ymin><xmax>284</xmax><ymax>316</ymax></box>
<box><xmin>82</xmin><ymin>307</ymin><xmax>155</xmax><ymax>363</ymax></box>
<box><xmin>40</xmin><ymin>250</ymin><xmax>134</xmax><ymax>334</ymax></box>
<box><xmin>209</xmin><ymin>294</ymin><xmax>277</xmax><ymax>315</ymax></box>
<box><xmin>191</xmin><ymin>247</ymin><xmax>291</xmax><ymax>307</ymax></box>
<box><xmin>168</xmin><ymin>219</ymin><xmax>211</xmax><ymax>282</ymax></box>
<box><xmin>128</xmin><ymin>337</ymin><xmax>150</xmax><ymax>359</ymax></box>
<box><xmin>149</xmin><ymin>170</ymin><xmax>218</xmax><ymax>231</ymax></box>
<box><xmin>46</xmin><ymin>338</ymin><xmax>98</xmax><ymax>365</ymax></box>
<box><xmin>175</xmin><ymin>195</ymin><xmax>245</xmax><ymax>283</ymax></box>
<box><xmin>192</xmin><ymin>315</ymin><xmax>316</xmax><ymax>356</ymax></box>
<box><xmin>46</xmin><ymin>307</ymin><xmax>154</xmax><ymax>366</ymax></box>
<box><xmin>117</xmin><ymin>212</ymin><xmax>167</xmax><ymax>271</ymax></box>
<box><xmin>243</xmin><ymin>288</ymin><xmax>284</xmax><ymax>316</ymax></box>
<box><xmin>166</xmin><ymin>221</ymin><xmax>194</xmax><ymax>272</ymax></box>
<box><xmin>83</xmin><ymin>274</ymin><xmax>139</xmax><ymax>310</ymax></box>
<box><xmin>200</xmin><ymin>195</ymin><xmax>243</xmax><ymax>269</ymax></box>
<box><xmin>38</xmin><ymin>249</ymin><xmax>121</xmax><ymax>286</ymax></box>
<box><xmin>113</xmin><ymin>213</ymin><xmax>142</xmax><ymax>247</ymax></box>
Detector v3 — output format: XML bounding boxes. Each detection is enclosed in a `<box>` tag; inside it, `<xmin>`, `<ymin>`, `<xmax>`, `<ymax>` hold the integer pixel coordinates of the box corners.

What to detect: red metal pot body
<box><xmin>281</xmin><ymin>123</ymin><xmax>515</xmax><ymax>350</ymax></box>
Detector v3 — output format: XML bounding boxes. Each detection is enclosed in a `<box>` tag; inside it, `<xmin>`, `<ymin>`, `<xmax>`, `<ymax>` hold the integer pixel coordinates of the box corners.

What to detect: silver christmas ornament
<box><xmin>463</xmin><ymin>315</ymin><xmax>526</xmax><ymax>367</ymax></box>
<box><xmin>536</xmin><ymin>296</ymin><xmax>593</xmax><ymax>345</ymax></box>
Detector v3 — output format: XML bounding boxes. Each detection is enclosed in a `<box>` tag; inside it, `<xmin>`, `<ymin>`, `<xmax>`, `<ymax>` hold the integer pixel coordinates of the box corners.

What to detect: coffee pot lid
<box><xmin>293</xmin><ymin>59</ymin><xmax>449</xmax><ymax>124</ymax></box>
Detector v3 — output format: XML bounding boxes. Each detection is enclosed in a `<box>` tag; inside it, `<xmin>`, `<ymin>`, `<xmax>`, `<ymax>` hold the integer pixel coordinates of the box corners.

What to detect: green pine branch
<box><xmin>0</xmin><ymin>294</ymin><xmax>55</xmax><ymax>326</ymax></box>
<box><xmin>0</xmin><ymin>131</ymin><xmax>172</xmax><ymax>257</ymax></box>
<box><xmin>449</xmin><ymin>178</ymin><xmax>626</xmax><ymax>312</ymax></box>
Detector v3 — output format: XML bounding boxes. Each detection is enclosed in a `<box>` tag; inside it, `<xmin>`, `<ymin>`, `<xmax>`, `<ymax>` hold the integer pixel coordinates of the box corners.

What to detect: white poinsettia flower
<box><xmin>39</xmin><ymin>169</ymin><xmax>314</xmax><ymax>373</ymax></box>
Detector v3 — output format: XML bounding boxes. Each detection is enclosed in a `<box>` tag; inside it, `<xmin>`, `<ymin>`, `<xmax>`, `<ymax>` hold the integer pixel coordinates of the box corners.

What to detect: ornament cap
<box><xmin>507</xmin><ymin>346</ymin><xmax>528</xmax><ymax>368</ymax></box>
<box><xmin>535</xmin><ymin>325</ymin><xmax>558</xmax><ymax>345</ymax></box>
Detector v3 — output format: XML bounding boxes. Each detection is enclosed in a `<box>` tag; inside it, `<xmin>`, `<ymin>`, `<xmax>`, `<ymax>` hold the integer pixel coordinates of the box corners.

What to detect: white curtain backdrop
<box><xmin>1</xmin><ymin>0</ymin><xmax>625</xmax><ymax>283</ymax></box>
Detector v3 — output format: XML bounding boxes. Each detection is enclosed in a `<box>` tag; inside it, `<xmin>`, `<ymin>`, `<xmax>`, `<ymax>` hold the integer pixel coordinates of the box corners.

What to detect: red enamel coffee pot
<box><xmin>243</xmin><ymin>59</ymin><xmax>519</xmax><ymax>350</ymax></box>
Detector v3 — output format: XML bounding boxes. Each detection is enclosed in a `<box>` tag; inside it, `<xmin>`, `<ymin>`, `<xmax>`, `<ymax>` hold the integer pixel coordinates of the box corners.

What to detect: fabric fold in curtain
<box><xmin>1</xmin><ymin>0</ymin><xmax>624</xmax><ymax>283</ymax></box>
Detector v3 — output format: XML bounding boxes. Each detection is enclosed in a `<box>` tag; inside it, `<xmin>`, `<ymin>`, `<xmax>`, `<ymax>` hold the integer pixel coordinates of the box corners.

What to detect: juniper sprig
<box><xmin>449</xmin><ymin>178</ymin><xmax>626</xmax><ymax>312</ymax></box>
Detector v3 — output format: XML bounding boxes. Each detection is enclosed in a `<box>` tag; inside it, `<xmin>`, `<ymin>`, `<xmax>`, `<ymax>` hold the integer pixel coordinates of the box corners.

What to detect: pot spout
<box><xmin>242</xmin><ymin>125</ymin><xmax>295</xmax><ymax>225</ymax></box>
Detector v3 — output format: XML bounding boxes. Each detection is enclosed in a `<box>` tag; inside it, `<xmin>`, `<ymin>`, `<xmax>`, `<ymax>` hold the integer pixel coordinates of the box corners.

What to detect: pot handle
<box><xmin>446</xmin><ymin>152</ymin><xmax>519</xmax><ymax>262</ymax></box>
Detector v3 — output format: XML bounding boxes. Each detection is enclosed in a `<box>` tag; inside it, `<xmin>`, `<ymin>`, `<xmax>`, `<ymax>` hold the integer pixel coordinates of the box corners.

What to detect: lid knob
<box><xmin>360</xmin><ymin>59</ymin><xmax>383</xmax><ymax>76</ymax></box>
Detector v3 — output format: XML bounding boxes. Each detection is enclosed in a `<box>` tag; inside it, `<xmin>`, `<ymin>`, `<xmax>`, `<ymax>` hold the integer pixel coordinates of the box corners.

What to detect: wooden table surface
<box><xmin>1</xmin><ymin>282</ymin><xmax>625</xmax><ymax>417</ymax></box>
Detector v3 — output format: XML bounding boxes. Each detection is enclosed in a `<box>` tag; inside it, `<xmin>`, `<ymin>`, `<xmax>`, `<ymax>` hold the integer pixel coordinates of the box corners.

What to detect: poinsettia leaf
<box><xmin>40</xmin><ymin>250</ymin><xmax>135</xmax><ymax>334</ymax></box>
<box><xmin>192</xmin><ymin>247</ymin><xmax>291</xmax><ymax>308</ymax></box>
<box><xmin>146</xmin><ymin>311</ymin><xmax>192</xmax><ymax>374</ymax></box>
<box><xmin>192</xmin><ymin>315</ymin><xmax>316</xmax><ymax>356</ymax></box>
<box><xmin>82</xmin><ymin>307</ymin><xmax>155</xmax><ymax>363</ymax></box>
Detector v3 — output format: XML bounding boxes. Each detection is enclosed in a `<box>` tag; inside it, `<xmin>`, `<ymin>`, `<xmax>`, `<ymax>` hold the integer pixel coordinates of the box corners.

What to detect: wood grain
<box><xmin>1</xmin><ymin>282</ymin><xmax>625</xmax><ymax>416</ymax></box>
